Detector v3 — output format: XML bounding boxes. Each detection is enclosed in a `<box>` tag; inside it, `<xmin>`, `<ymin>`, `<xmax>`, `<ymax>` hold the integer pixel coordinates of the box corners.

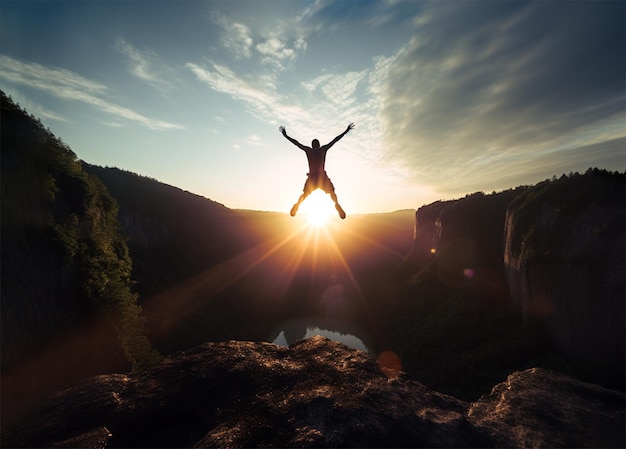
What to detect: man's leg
<box><xmin>330</xmin><ymin>191</ymin><xmax>346</xmax><ymax>219</ymax></box>
<box><xmin>291</xmin><ymin>178</ymin><xmax>313</xmax><ymax>216</ymax></box>
<box><xmin>324</xmin><ymin>176</ymin><xmax>346</xmax><ymax>219</ymax></box>
<box><xmin>290</xmin><ymin>193</ymin><xmax>308</xmax><ymax>216</ymax></box>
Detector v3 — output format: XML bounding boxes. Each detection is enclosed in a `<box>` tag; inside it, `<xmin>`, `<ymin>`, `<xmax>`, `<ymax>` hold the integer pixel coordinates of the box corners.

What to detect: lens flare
<box><xmin>377</xmin><ymin>350</ymin><xmax>402</xmax><ymax>379</ymax></box>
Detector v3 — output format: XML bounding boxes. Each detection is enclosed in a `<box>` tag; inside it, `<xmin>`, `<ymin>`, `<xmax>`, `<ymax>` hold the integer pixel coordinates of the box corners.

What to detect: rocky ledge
<box><xmin>6</xmin><ymin>336</ymin><xmax>624</xmax><ymax>448</ymax></box>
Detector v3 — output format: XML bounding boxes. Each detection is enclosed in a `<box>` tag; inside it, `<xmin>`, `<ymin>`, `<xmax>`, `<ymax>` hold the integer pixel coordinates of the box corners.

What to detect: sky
<box><xmin>1</xmin><ymin>0</ymin><xmax>624</xmax><ymax>214</ymax></box>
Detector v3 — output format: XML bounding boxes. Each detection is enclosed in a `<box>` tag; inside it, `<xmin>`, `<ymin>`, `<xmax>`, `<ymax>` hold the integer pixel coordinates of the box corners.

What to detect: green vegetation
<box><xmin>1</xmin><ymin>91</ymin><xmax>159</xmax><ymax>371</ymax></box>
<box><xmin>82</xmin><ymin>164</ymin><xmax>241</xmax><ymax>301</ymax></box>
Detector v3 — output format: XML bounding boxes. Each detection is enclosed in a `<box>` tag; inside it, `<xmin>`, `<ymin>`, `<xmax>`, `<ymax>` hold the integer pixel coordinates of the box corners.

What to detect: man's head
<box><xmin>312</xmin><ymin>139</ymin><xmax>320</xmax><ymax>149</ymax></box>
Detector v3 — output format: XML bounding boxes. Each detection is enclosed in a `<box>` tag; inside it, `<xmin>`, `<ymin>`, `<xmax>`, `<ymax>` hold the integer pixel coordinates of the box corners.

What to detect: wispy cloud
<box><xmin>245</xmin><ymin>133</ymin><xmax>262</xmax><ymax>146</ymax></box>
<box><xmin>188</xmin><ymin>59</ymin><xmax>356</xmax><ymax>129</ymax></box>
<box><xmin>187</xmin><ymin>56</ymin><xmax>384</xmax><ymax>164</ymax></box>
<box><xmin>186</xmin><ymin>61</ymin><xmax>287</xmax><ymax>120</ymax></box>
<box><xmin>377</xmin><ymin>1</ymin><xmax>625</xmax><ymax>193</ymax></box>
<box><xmin>115</xmin><ymin>38</ymin><xmax>177</xmax><ymax>91</ymax></box>
<box><xmin>0</xmin><ymin>55</ymin><xmax>184</xmax><ymax>130</ymax></box>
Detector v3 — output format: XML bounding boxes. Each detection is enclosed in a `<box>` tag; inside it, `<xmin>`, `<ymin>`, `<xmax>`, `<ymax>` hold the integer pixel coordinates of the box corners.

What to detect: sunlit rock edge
<box><xmin>7</xmin><ymin>336</ymin><xmax>624</xmax><ymax>448</ymax></box>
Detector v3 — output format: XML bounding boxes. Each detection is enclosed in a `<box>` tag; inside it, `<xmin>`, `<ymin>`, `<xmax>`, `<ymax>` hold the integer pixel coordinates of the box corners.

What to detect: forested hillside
<box><xmin>1</xmin><ymin>92</ymin><xmax>158</xmax><ymax>424</ymax></box>
<box><xmin>83</xmin><ymin>165</ymin><xmax>246</xmax><ymax>299</ymax></box>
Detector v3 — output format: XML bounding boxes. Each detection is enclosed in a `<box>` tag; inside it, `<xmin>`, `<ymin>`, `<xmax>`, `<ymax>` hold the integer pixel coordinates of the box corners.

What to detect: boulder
<box><xmin>5</xmin><ymin>337</ymin><xmax>624</xmax><ymax>448</ymax></box>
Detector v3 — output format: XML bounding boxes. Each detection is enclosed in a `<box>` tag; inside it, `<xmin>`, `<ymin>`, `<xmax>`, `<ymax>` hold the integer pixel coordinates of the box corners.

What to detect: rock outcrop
<box><xmin>6</xmin><ymin>337</ymin><xmax>624</xmax><ymax>448</ymax></box>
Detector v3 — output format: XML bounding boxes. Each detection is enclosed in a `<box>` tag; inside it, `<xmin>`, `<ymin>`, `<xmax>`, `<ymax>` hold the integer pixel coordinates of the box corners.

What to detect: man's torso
<box><xmin>304</xmin><ymin>147</ymin><xmax>328</xmax><ymax>175</ymax></box>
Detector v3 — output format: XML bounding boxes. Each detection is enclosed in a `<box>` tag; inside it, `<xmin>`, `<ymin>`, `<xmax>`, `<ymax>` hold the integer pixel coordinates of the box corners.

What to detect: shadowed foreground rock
<box><xmin>6</xmin><ymin>337</ymin><xmax>624</xmax><ymax>448</ymax></box>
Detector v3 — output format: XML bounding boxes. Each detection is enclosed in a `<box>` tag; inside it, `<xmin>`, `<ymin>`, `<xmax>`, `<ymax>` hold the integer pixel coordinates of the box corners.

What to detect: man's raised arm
<box><xmin>325</xmin><ymin>123</ymin><xmax>355</xmax><ymax>150</ymax></box>
<box><xmin>279</xmin><ymin>126</ymin><xmax>307</xmax><ymax>150</ymax></box>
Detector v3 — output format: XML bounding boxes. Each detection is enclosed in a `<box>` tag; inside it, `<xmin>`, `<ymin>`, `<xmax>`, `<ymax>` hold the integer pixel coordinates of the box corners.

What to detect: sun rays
<box><xmin>143</xmin><ymin>209</ymin><xmax>409</xmax><ymax>354</ymax></box>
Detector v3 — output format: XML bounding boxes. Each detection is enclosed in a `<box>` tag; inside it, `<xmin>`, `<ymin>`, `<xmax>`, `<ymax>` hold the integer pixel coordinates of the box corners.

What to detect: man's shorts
<box><xmin>303</xmin><ymin>172</ymin><xmax>335</xmax><ymax>194</ymax></box>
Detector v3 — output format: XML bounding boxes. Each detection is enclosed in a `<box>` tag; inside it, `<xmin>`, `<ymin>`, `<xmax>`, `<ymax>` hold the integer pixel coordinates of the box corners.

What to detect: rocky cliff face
<box><xmin>0</xmin><ymin>93</ymin><xmax>155</xmax><ymax>372</ymax></box>
<box><xmin>504</xmin><ymin>171</ymin><xmax>625</xmax><ymax>367</ymax></box>
<box><xmin>5</xmin><ymin>337</ymin><xmax>624</xmax><ymax>448</ymax></box>
<box><xmin>407</xmin><ymin>200</ymin><xmax>447</xmax><ymax>262</ymax></box>
<box><xmin>409</xmin><ymin>172</ymin><xmax>624</xmax><ymax>371</ymax></box>
<box><xmin>408</xmin><ymin>190</ymin><xmax>521</xmax><ymax>274</ymax></box>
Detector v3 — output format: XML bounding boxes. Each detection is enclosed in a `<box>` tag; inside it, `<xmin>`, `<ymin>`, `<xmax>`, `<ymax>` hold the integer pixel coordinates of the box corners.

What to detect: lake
<box><xmin>272</xmin><ymin>322</ymin><xmax>370</xmax><ymax>353</ymax></box>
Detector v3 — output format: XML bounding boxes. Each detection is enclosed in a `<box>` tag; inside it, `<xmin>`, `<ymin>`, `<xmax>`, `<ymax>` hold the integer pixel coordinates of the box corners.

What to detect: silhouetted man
<box><xmin>279</xmin><ymin>123</ymin><xmax>354</xmax><ymax>219</ymax></box>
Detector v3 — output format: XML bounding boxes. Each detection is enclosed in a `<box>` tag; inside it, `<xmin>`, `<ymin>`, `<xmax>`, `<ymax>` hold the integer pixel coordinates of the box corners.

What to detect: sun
<box><xmin>299</xmin><ymin>190</ymin><xmax>334</xmax><ymax>227</ymax></box>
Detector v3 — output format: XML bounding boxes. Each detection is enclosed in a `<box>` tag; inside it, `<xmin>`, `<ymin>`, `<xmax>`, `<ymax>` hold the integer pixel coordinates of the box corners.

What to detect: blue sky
<box><xmin>1</xmin><ymin>0</ymin><xmax>624</xmax><ymax>213</ymax></box>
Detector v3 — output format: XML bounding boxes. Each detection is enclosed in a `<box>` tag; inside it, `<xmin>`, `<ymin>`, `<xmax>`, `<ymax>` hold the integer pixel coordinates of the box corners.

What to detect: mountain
<box><xmin>5</xmin><ymin>337</ymin><xmax>624</xmax><ymax>448</ymax></box>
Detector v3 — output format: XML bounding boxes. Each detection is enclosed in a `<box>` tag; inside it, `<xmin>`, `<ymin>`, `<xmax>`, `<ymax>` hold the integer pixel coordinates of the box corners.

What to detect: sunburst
<box><xmin>299</xmin><ymin>190</ymin><xmax>335</xmax><ymax>227</ymax></box>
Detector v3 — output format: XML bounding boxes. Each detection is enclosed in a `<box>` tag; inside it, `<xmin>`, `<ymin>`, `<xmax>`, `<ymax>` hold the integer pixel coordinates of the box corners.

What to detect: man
<box><xmin>279</xmin><ymin>123</ymin><xmax>354</xmax><ymax>219</ymax></box>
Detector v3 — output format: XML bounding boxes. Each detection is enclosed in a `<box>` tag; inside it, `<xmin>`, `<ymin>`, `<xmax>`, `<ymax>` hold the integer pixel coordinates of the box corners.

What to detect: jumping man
<box><xmin>279</xmin><ymin>123</ymin><xmax>354</xmax><ymax>219</ymax></box>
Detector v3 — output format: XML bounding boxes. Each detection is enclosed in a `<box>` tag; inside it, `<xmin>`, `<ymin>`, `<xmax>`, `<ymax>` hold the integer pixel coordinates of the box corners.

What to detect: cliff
<box><xmin>408</xmin><ymin>189</ymin><xmax>523</xmax><ymax>269</ymax></box>
<box><xmin>504</xmin><ymin>171</ymin><xmax>625</xmax><ymax>367</ymax></box>
<box><xmin>406</xmin><ymin>171</ymin><xmax>625</xmax><ymax>387</ymax></box>
<box><xmin>1</xmin><ymin>91</ymin><xmax>159</xmax><ymax>368</ymax></box>
<box><xmin>82</xmin><ymin>165</ymin><xmax>245</xmax><ymax>300</ymax></box>
<box><xmin>1</xmin><ymin>92</ymin><xmax>159</xmax><ymax>429</ymax></box>
<box><xmin>5</xmin><ymin>337</ymin><xmax>624</xmax><ymax>448</ymax></box>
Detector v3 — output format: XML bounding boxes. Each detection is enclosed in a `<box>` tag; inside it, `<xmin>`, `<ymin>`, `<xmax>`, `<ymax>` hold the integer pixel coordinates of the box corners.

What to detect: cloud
<box><xmin>0</xmin><ymin>54</ymin><xmax>108</xmax><ymax>96</ymax></box>
<box><xmin>320</xmin><ymin>71</ymin><xmax>366</xmax><ymax>107</ymax></box>
<box><xmin>186</xmin><ymin>61</ymin><xmax>284</xmax><ymax>120</ymax></box>
<box><xmin>224</xmin><ymin>22</ymin><xmax>254</xmax><ymax>59</ymax></box>
<box><xmin>0</xmin><ymin>55</ymin><xmax>184</xmax><ymax>130</ymax></box>
<box><xmin>377</xmin><ymin>1</ymin><xmax>625</xmax><ymax>192</ymax></box>
<box><xmin>245</xmin><ymin>133</ymin><xmax>262</xmax><ymax>146</ymax></box>
<box><xmin>450</xmin><ymin>137</ymin><xmax>626</xmax><ymax>195</ymax></box>
<box><xmin>256</xmin><ymin>37</ymin><xmax>297</xmax><ymax>70</ymax></box>
<box><xmin>301</xmin><ymin>74</ymin><xmax>334</xmax><ymax>93</ymax></box>
<box><xmin>186</xmin><ymin>56</ymin><xmax>384</xmax><ymax>165</ymax></box>
<box><xmin>212</xmin><ymin>11</ymin><xmax>307</xmax><ymax>71</ymax></box>
<box><xmin>115</xmin><ymin>38</ymin><xmax>177</xmax><ymax>90</ymax></box>
<box><xmin>188</xmin><ymin>60</ymin><xmax>319</xmax><ymax>144</ymax></box>
<box><xmin>212</xmin><ymin>12</ymin><xmax>254</xmax><ymax>59</ymax></box>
